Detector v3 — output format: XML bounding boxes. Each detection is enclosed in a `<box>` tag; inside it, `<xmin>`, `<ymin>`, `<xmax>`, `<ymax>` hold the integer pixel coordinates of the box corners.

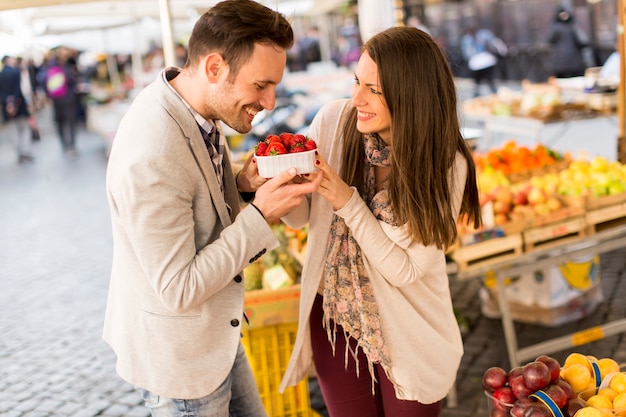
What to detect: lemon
<box><xmin>610</xmin><ymin>373</ymin><xmax>626</xmax><ymax>394</ymax></box>
<box><xmin>563</xmin><ymin>363</ymin><xmax>593</xmax><ymax>393</ymax></box>
<box><xmin>597</xmin><ymin>358</ymin><xmax>621</xmax><ymax>380</ymax></box>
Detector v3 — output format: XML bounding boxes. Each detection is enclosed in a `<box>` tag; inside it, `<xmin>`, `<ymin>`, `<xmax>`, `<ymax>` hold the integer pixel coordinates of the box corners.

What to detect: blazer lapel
<box><xmin>156</xmin><ymin>69</ymin><xmax>234</xmax><ymax>228</ymax></box>
<box><xmin>188</xmin><ymin>129</ymin><xmax>233</xmax><ymax>227</ymax></box>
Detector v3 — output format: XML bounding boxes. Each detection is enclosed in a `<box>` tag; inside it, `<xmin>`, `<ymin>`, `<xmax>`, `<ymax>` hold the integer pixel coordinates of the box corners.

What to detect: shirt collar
<box><xmin>163</xmin><ymin>67</ymin><xmax>219</xmax><ymax>137</ymax></box>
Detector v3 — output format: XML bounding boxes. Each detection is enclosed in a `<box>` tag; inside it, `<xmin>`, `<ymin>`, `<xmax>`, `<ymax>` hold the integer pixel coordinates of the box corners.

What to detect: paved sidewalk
<box><xmin>1</xmin><ymin>75</ymin><xmax>625</xmax><ymax>417</ymax></box>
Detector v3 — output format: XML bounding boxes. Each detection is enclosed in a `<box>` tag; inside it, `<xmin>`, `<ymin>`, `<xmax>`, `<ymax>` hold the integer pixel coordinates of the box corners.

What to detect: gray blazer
<box><xmin>103</xmin><ymin>69</ymin><xmax>278</xmax><ymax>399</ymax></box>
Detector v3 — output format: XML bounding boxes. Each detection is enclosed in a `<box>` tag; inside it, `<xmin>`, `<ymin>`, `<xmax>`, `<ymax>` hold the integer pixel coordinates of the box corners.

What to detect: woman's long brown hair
<box><xmin>340</xmin><ymin>27</ymin><xmax>481</xmax><ymax>249</ymax></box>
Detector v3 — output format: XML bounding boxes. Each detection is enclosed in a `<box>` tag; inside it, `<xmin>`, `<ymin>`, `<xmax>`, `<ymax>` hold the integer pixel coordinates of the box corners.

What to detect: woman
<box><xmin>278</xmin><ymin>27</ymin><xmax>481</xmax><ymax>416</ymax></box>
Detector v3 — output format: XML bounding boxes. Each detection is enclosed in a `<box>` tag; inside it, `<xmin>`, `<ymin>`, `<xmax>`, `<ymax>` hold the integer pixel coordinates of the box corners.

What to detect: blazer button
<box><xmin>231</xmin><ymin>319</ymin><xmax>240</xmax><ymax>327</ymax></box>
<box><xmin>234</xmin><ymin>275</ymin><xmax>242</xmax><ymax>283</ymax></box>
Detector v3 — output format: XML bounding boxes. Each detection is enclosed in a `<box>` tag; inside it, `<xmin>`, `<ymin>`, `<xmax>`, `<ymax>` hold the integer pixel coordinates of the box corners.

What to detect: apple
<box><xmin>491</xmin><ymin>185</ymin><xmax>513</xmax><ymax>202</ymax></box>
<box><xmin>493</xmin><ymin>200</ymin><xmax>511</xmax><ymax>215</ymax></box>
<box><xmin>545</xmin><ymin>197</ymin><xmax>562</xmax><ymax>212</ymax></box>
<box><xmin>508</xmin><ymin>366</ymin><xmax>523</xmax><ymax>383</ymax></box>
<box><xmin>511</xmin><ymin>397</ymin><xmax>535</xmax><ymax>417</ymax></box>
<box><xmin>555</xmin><ymin>379</ymin><xmax>575</xmax><ymax>400</ymax></box>
<box><xmin>527</xmin><ymin>186</ymin><xmax>547</xmax><ymax>205</ymax></box>
<box><xmin>522</xmin><ymin>361</ymin><xmax>551</xmax><ymax>391</ymax></box>
<box><xmin>490</xmin><ymin>409</ymin><xmax>510</xmax><ymax>417</ymax></box>
<box><xmin>532</xmin><ymin>202</ymin><xmax>551</xmax><ymax>216</ymax></box>
<box><xmin>509</xmin><ymin>371</ymin><xmax>535</xmax><ymax>399</ymax></box>
<box><xmin>513</xmin><ymin>190</ymin><xmax>529</xmax><ymax>206</ymax></box>
<box><xmin>483</xmin><ymin>366</ymin><xmax>508</xmax><ymax>392</ymax></box>
<box><xmin>535</xmin><ymin>355</ymin><xmax>561</xmax><ymax>382</ymax></box>
<box><xmin>494</xmin><ymin>213</ymin><xmax>509</xmax><ymax>226</ymax></box>
<box><xmin>542</xmin><ymin>384</ymin><xmax>567</xmax><ymax>408</ymax></box>
<box><xmin>522</xmin><ymin>402</ymin><xmax>553</xmax><ymax>417</ymax></box>
<box><xmin>564</xmin><ymin>398</ymin><xmax>585</xmax><ymax>417</ymax></box>
<box><xmin>492</xmin><ymin>386</ymin><xmax>517</xmax><ymax>410</ymax></box>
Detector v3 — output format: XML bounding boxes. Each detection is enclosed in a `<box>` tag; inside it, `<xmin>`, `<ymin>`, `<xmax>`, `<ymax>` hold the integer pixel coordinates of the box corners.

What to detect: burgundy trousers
<box><xmin>309</xmin><ymin>294</ymin><xmax>442</xmax><ymax>417</ymax></box>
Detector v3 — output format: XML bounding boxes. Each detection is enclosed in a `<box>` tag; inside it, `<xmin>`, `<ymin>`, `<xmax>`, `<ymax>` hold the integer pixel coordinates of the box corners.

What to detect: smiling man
<box><xmin>103</xmin><ymin>1</ymin><xmax>321</xmax><ymax>416</ymax></box>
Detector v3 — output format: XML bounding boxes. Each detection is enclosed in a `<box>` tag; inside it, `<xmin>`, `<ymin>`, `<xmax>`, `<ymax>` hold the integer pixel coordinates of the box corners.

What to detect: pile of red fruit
<box><xmin>483</xmin><ymin>355</ymin><xmax>586</xmax><ymax>417</ymax></box>
<box><xmin>255</xmin><ymin>132</ymin><xmax>317</xmax><ymax>156</ymax></box>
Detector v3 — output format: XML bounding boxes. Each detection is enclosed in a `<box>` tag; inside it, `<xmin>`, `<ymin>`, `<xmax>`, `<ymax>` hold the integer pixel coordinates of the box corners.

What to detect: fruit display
<box><xmin>474</xmin><ymin>141</ymin><xmax>568</xmax><ymax>178</ymax></box>
<box><xmin>254</xmin><ymin>132</ymin><xmax>317</xmax><ymax>177</ymax></box>
<box><xmin>470</xmin><ymin>139</ymin><xmax>626</xmax><ymax>231</ymax></box>
<box><xmin>243</xmin><ymin>222</ymin><xmax>307</xmax><ymax>291</ymax></box>
<box><xmin>461</xmin><ymin>80</ymin><xmax>592</xmax><ymax>121</ymax></box>
<box><xmin>483</xmin><ymin>353</ymin><xmax>624</xmax><ymax>417</ymax></box>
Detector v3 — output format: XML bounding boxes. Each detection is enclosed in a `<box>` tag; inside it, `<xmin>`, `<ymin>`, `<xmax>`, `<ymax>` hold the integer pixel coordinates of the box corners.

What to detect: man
<box><xmin>103</xmin><ymin>1</ymin><xmax>321</xmax><ymax>416</ymax></box>
<box><xmin>0</xmin><ymin>55</ymin><xmax>34</xmax><ymax>163</ymax></box>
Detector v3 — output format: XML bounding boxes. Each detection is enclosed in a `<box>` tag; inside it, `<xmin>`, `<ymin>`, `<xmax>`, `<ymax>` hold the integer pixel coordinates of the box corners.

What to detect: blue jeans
<box><xmin>140</xmin><ymin>341</ymin><xmax>267</xmax><ymax>417</ymax></box>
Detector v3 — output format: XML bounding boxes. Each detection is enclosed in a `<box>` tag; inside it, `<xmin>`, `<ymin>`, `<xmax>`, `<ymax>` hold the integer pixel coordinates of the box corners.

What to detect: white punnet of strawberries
<box><xmin>255</xmin><ymin>132</ymin><xmax>317</xmax><ymax>156</ymax></box>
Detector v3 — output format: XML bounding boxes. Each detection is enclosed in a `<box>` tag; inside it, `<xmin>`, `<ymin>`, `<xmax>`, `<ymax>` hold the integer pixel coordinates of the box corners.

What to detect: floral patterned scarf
<box><xmin>322</xmin><ymin>133</ymin><xmax>400</xmax><ymax>389</ymax></box>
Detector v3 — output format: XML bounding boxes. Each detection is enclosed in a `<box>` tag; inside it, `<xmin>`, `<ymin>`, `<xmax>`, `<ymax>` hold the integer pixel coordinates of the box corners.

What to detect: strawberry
<box><xmin>255</xmin><ymin>141</ymin><xmax>268</xmax><ymax>156</ymax></box>
<box><xmin>289</xmin><ymin>143</ymin><xmax>306</xmax><ymax>153</ymax></box>
<box><xmin>266</xmin><ymin>134</ymin><xmax>282</xmax><ymax>144</ymax></box>
<box><xmin>304</xmin><ymin>139</ymin><xmax>317</xmax><ymax>151</ymax></box>
<box><xmin>279</xmin><ymin>132</ymin><xmax>295</xmax><ymax>146</ymax></box>
<box><xmin>267</xmin><ymin>142</ymin><xmax>287</xmax><ymax>155</ymax></box>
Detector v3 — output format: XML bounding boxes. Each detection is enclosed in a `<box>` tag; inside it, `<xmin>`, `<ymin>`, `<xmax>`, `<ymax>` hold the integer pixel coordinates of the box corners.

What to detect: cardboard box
<box><xmin>244</xmin><ymin>284</ymin><xmax>301</xmax><ymax>328</ymax></box>
<box><xmin>480</xmin><ymin>256</ymin><xmax>603</xmax><ymax>326</ymax></box>
<box><xmin>479</xmin><ymin>283</ymin><xmax>603</xmax><ymax>327</ymax></box>
<box><xmin>483</xmin><ymin>255</ymin><xmax>600</xmax><ymax>309</ymax></box>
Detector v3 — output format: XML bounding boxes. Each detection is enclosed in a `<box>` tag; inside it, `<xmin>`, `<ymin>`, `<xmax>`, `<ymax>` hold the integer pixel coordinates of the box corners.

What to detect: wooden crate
<box><xmin>523</xmin><ymin>216</ymin><xmax>586</xmax><ymax>251</ymax></box>
<box><xmin>586</xmin><ymin>192</ymin><xmax>626</xmax><ymax>210</ymax></box>
<box><xmin>448</xmin><ymin>234</ymin><xmax>523</xmax><ymax>272</ymax></box>
<box><xmin>585</xmin><ymin>202</ymin><xmax>626</xmax><ymax>233</ymax></box>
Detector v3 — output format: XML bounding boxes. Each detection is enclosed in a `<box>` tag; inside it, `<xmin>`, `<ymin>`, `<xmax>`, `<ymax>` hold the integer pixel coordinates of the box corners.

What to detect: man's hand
<box><xmin>253</xmin><ymin>167</ymin><xmax>322</xmax><ymax>222</ymax></box>
<box><xmin>236</xmin><ymin>154</ymin><xmax>266</xmax><ymax>193</ymax></box>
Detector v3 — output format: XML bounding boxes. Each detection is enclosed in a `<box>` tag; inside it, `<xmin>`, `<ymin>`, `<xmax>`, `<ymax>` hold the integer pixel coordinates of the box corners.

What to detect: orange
<box><xmin>563</xmin><ymin>363</ymin><xmax>593</xmax><ymax>393</ymax></box>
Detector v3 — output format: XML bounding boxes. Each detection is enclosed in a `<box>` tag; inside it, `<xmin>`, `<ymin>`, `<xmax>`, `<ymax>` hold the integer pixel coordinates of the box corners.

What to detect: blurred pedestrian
<box><xmin>460</xmin><ymin>25</ymin><xmax>499</xmax><ymax>97</ymax></box>
<box><xmin>40</xmin><ymin>49</ymin><xmax>80</xmax><ymax>156</ymax></box>
<box><xmin>547</xmin><ymin>6</ymin><xmax>588</xmax><ymax>78</ymax></box>
<box><xmin>298</xmin><ymin>26</ymin><xmax>321</xmax><ymax>70</ymax></box>
<box><xmin>103</xmin><ymin>1</ymin><xmax>321</xmax><ymax>416</ymax></box>
<box><xmin>0</xmin><ymin>55</ymin><xmax>34</xmax><ymax>163</ymax></box>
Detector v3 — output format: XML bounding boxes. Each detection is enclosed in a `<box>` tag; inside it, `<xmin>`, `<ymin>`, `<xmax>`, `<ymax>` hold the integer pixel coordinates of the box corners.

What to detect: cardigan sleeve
<box><xmin>335</xmin><ymin>155</ymin><xmax>469</xmax><ymax>287</ymax></box>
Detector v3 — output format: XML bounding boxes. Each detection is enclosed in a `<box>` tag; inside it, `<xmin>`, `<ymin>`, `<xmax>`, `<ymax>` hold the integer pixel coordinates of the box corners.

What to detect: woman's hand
<box><xmin>313</xmin><ymin>154</ymin><xmax>353</xmax><ymax>210</ymax></box>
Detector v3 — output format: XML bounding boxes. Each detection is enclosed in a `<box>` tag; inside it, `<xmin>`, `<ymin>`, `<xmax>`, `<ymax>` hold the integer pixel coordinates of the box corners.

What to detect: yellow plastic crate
<box><xmin>241</xmin><ymin>322</ymin><xmax>314</xmax><ymax>417</ymax></box>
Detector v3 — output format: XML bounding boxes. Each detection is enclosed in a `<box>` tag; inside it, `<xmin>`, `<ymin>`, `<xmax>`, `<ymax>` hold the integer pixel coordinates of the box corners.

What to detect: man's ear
<box><xmin>204</xmin><ymin>53</ymin><xmax>226</xmax><ymax>83</ymax></box>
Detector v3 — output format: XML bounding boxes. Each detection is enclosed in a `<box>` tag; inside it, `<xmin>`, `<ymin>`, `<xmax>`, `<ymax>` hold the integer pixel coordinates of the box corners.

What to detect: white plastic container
<box><xmin>255</xmin><ymin>149</ymin><xmax>316</xmax><ymax>178</ymax></box>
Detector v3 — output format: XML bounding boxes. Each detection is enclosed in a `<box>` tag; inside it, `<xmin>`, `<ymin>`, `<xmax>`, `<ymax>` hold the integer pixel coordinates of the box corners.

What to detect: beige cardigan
<box><xmin>279</xmin><ymin>99</ymin><xmax>466</xmax><ymax>403</ymax></box>
<box><xmin>103</xmin><ymin>69</ymin><xmax>278</xmax><ymax>399</ymax></box>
